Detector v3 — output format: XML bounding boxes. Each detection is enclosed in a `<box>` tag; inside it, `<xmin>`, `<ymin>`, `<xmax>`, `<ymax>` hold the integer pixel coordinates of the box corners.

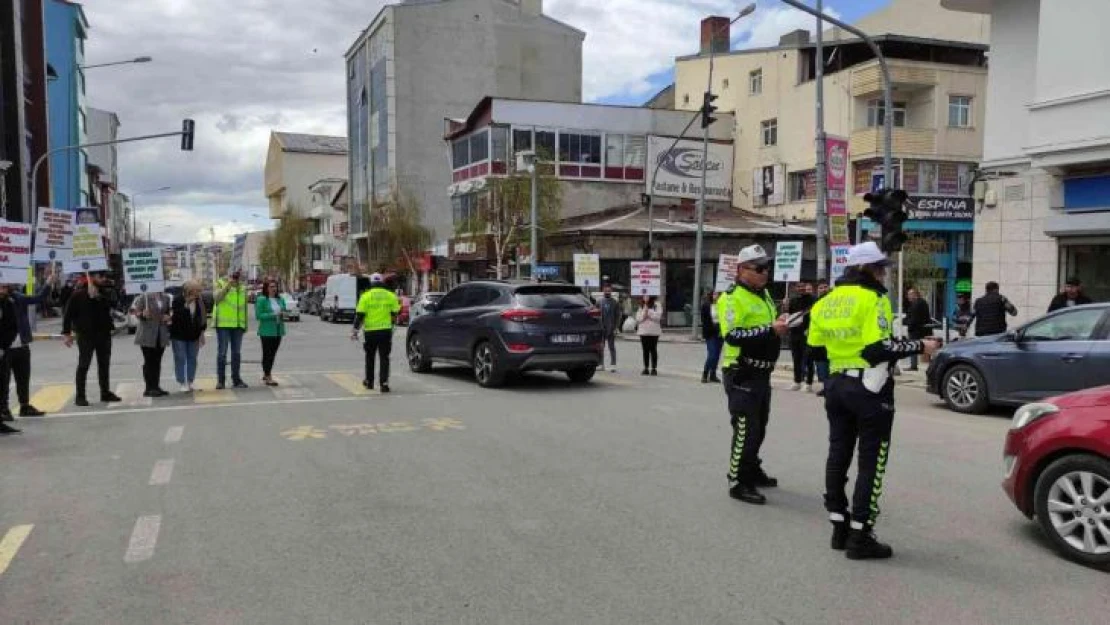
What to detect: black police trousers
<box><xmin>823</xmin><ymin>373</ymin><xmax>895</xmax><ymax>527</ymax></box>
<box><xmin>723</xmin><ymin>369</ymin><xmax>772</xmax><ymax>484</ymax></box>
<box><xmin>363</xmin><ymin>329</ymin><xmax>393</xmax><ymax>387</ymax></box>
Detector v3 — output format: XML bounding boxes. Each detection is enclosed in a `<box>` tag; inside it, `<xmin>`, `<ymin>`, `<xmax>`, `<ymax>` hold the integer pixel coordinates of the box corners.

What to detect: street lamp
<box><xmin>691</xmin><ymin>2</ymin><xmax>757</xmax><ymax>339</ymax></box>
<box><xmin>78</xmin><ymin>56</ymin><xmax>152</xmax><ymax>70</ymax></box>
<box><xmin>127</xmin><ymin>185</ymin><xmax>171</xmax><ymax>246</ymax></box>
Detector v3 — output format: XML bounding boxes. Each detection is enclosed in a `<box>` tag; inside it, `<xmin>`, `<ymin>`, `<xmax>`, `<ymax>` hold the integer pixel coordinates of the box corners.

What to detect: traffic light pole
<box><xmin>814</xmin><ymin>0</ymin><xmax>828</xmax><ymax>282</ymax></box>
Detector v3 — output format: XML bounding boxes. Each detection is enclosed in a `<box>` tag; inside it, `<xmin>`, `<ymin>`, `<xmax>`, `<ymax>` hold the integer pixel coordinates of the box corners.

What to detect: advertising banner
<box><xmin>123</xmin><ymin>247</ymin><xmax>166</xmax><ymax>294</ymax></box>
<box><xmin>906</xmin><ymin>195</ymin><xmax>975</xmax><ymax>221</ymax></box>
<box><xmin>647</xmin><ymin>136</ymin><xmax>733</xmax><ymax>202</ymax></box>
<box><xmin>826</xmin><ymin>135</ymin><xmax>851</xmax><ymax>245</ymax></box>
<box><xmin>63</xmin><ymin>208</ymin><xmax>108</xmax><ymax>273</ymax></box>
<box><xmin>33</xmin><ymin>207</ymin><xmax>75</xmax><ymax>262</ymax></box>
<box><xmin>0</xmin><ymin>220</ymin><xmax>34</xmax><ymax>284</ymax></box>
<box><xmin>715</xmin><ymin>254</ymin><xmax>738</xmax><ymax>292</ymax></box>
<box><xmin>629</xmin><ymin>261</ymin><xmax>661</xmax><ymax>297</ymax></box>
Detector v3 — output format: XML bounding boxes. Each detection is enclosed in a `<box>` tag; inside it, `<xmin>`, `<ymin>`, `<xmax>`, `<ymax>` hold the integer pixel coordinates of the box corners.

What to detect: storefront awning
<box><xmin>1043</xmin><ymin>212</ymin><xmax>1110</xmax><ymax>237</ymax></box>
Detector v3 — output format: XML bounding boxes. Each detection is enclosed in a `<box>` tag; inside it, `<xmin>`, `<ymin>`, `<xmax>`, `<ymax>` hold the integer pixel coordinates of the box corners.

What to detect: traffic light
<box><xmin>700</xmin><ymin>91</ymin><xmax>718</xmax><ymax>129</ymax></box>
<box><xmin>181</xmin><ymin>119</ymin><xmax>195</xmax><ymax>151</ymax></box>
<box><xmin>863</xmin><ymin>188</ymin><xmax>909</xmax><ymax>253</ymax></box>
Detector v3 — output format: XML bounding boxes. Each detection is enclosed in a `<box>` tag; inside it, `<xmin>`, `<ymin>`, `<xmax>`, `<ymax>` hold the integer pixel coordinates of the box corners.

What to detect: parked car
<box><xmin>926</xmin><ymin>303</ymin><xmax>1110</xmax><ymax>414</ymax></box>
<box><xmin>1002</xmin><ymin>386</ymin><xmax>1110</xmax><ymax>567</ymax></box>
<box><xmin>411</xmin><ymin>292</ymin><xmax>444</xmax><ymax>320</ymax></box>
<box><xmin>281</xmin><ymin>293</ymin><xmax>301</xmax><ymax>321</ymax></box>
<box><xmin>405</xmin><ymin>281</ymin><xmax>603</xmax><ymax>388</ymax></box>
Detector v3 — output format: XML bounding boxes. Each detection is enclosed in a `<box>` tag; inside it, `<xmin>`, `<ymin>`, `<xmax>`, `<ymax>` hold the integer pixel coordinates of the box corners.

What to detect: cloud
<box><xmin>137</xmin><ymin>204</ymin><xmax>271</xmax><ymax>244</ymax></box>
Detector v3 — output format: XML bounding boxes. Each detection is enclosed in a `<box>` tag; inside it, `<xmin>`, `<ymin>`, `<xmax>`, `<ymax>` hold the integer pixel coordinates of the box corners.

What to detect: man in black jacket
<box><xmin>973</xmin><ymin>281</ymin><xmax>1018</xmax><ymax>337</ymax></box>
<box><xmin>1047</xmin><ymin>277</ymin><xmax>1093</xmax><ymax>312</ymax></box>
<box><xmin>62</xmin><ymin>273</ymin><xmax>123</xmax><ymax>406</ymax></box>
<box><xmin>786</xmin><ymin>283</ymin><xmax>816</xmax><ymax>391</ymax></box>
<box><xmin>0</xmin><ymin>278</ymin><xmax>55</xmax><ymax>422</ymax></box>
<box><xmin>0</xmin><ymin>289</ymin><xmax>20</xmax><ymax>435</ymax></box>
<box><xmin>903</xmin><ymin>288</ymin><xmax>932</xmax><ymax>371</ymax></box>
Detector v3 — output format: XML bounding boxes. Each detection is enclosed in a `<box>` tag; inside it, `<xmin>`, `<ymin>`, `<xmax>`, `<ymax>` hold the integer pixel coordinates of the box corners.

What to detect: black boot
<box><xmin>830</xmin><ymin>518</ymin><xmax>850</xmax><ymax>551</ymax></box>
<box><xmin>753</xmin><ymin>468</ymin><xmax>779</xmax><ymax>488</ymax></box>
<box><xmin>0</xmin><ymin>408</ymin><xmax>13</xmax><ymax>422</ymax></box>
<box><xmin>701</xmin><ymin>372</ymin><xmax>709</xmax><ymax>383</ymax></box>
<box><xmin>20</xmin><ymin>405</ymin><xmax>46</xmax><ymax>417</ymax></box>
<box><xmin>728</xmin><ymin>482</ymin><xmax>766</xmax><ymax>505</ymax></box>
<box><xmin>75</xmin><ymin>396</ymin><xmax>90</xmax><ymax>407</ymax></box>
<box><xmin>845</xmin><ymin>526</ymin><xmax>894</xmax><ymax>560</ymax></box>
<box><xmin>0</xmin><ymin>422</ymin><xmax>21</xmax><ymax>436</ymax></box>
<box><xmin>709</xmin><ymin>373</ymin><xmax>721</xmax><ymax>383</ymax></box>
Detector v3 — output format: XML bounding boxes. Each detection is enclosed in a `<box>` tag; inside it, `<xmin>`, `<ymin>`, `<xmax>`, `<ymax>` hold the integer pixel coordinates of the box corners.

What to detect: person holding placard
<box><xmin>170</xmin><ymin>280</ymin><xmax>207</xmax><ymax>392</ymax></box>
<box><xmin>132</xmin><ymin>291</ymin><xmax>172</xmax><ymax>397</ymax></box>
<box><xmin>0</xmin><ymin>274</ymin><xmax>58</xmax><ymax>420</ymax></box>
<box><xmin>62</xmin><ymin>273</ymin><xmax>122</xmax><ymax>406</ymax></box>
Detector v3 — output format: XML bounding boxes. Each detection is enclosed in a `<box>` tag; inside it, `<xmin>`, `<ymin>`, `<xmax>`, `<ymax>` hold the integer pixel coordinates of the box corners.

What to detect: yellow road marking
<box><xmin>326</xmin><ymin>373</ymin><xmax>375</xmax><ymax>396</ymax></box>
<box><xmin>191</xmin><ymin>377</ymin><xmax>237</xmax><ymax>404</ymax></box>
<box><xmin>27</xmin><ymin>385</ymin><xmax>72</xmax><ymax>413</ymax></box>
<box><xmin>0</xmin><ymin>525</ymin><xmax>33</xmax><ymax>577</ymax></box>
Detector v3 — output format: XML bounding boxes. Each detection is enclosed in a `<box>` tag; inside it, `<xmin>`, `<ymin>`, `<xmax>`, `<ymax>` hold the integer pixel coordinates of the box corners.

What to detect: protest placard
<box><xmin>123</xmin><ymin>247</ymin><xmax>166</xmax><ymax>294</ymax></box>
<box><xmin>63</xmin><ymin>208</ymin><xmax>108</xmax><ymax>273</ymax></box>
<box><xmin>0</xmin><ymin>220</ymin><xmax>33</xmax><ymax>284</ymax></box>
<box><xmin>33</xmin><ymin>207</ymin><xmax>74</xmax><ymax>262</ymax></box>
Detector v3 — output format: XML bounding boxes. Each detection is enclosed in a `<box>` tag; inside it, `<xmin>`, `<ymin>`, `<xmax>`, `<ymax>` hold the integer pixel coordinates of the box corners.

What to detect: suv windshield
<box><xmin>514</xmin><ymin>286</ymin><xmax>591</xmax><ymax>309</ymax></box>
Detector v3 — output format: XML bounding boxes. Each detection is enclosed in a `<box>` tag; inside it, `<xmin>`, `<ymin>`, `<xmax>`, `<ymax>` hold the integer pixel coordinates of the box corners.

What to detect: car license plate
<box><xmin>550</xmin><ymin>334</ymin><xmax>583</xmax><ymax>344</ymax></box>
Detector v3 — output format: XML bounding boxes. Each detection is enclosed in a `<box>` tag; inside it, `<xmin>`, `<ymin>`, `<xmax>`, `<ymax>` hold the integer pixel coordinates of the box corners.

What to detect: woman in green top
<box><xmin>254</xmin><ymin>280</ymin><xmax>287</xmax><ymax>386</ymax></box>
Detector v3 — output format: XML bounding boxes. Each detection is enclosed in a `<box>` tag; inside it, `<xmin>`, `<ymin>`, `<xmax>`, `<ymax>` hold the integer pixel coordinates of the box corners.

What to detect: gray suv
<box><xmin>405</xmin><ymin>281</ymin><xmax>603</xmax><ymax>388</ymax></box>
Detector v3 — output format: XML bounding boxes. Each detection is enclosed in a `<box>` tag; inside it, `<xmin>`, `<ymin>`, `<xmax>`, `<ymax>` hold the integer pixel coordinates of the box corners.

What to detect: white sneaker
<box><xmin>790</xmin><ymin>383</ymin><xmax>802</xmax><ymax>391</ymax></box>
<box><xmin>179</xmin><ymin>384</ymin><xmax>190</xmax><ymax>393</ymax></box>
<box><xmin>804</xmin><ymin>384</ymin><xmax>813</xmax><ymax>393</ymax></box>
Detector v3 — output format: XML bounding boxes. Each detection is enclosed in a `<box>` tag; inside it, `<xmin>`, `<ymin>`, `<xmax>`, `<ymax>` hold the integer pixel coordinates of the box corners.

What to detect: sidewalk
<box><xmin>31</xmin><ymin>317</ymin><xmax>65</xmax><ymax>341</ymax></box>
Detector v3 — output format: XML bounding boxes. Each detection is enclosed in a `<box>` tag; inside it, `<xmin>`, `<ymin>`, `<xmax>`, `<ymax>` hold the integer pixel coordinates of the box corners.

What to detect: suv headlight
<box><xmin>1011</xmin><ymin>403</ymin><xmax>1058</xmax><ymax>430</ymax></box>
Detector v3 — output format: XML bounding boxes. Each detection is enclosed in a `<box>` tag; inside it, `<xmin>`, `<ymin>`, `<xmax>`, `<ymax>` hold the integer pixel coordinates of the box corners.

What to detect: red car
<box><xmin>1003</xmin><ymin>385</ymin><xmax>1110</xmax><ymax>567</ymax></box>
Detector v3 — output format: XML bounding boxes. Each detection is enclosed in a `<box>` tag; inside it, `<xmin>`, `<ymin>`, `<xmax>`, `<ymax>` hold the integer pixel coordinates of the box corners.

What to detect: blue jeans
<box><xmin>815</xmin><ymin>360</ymin><xmax>830</xmax><ymax>383</ymax></box>
<box><xmin>216</xmin><ymin>328</ymin><xmax>245</xmax><ymax>384</ymax></box>
<box><xmin>704</xmin><ymin>336</ymin><xmax>723</xmax><ymax>377</ymax></box>
<box><xmin>171</xmin><ymin>339</ymin><xmax>199</xmax><ymax>385</ymax></box>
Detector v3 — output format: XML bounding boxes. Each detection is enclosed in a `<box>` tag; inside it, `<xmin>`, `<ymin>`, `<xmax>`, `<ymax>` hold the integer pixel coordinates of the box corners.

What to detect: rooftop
<box><xmin>676</xmin><ymin>33</ymin><xmax>987</xmax><ymax>62</ymax></box>
<box><xmin>273</xmin><ymin>132</ymin><xmax>348</xmax><ymax>156</ymax></box>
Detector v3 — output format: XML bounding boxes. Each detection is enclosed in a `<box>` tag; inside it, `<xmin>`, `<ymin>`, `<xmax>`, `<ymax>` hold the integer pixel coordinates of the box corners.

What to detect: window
<box><xmin>866</xmin><ymin>100</ymin><xmax>906</xmax><ymax>128</ymax></box>
<box><xmin>490</xmin><ymin>126</ymin><xmax>509</xmax><ymax>173</ymax></box>
<box><xmin>558</xmin><ymin>132</ymin><xmax>601</xmax><ymax>164</ymax></box>
<box><xmin>606</xmin><ymin>135</ymin><xmax>624</xmax><ymax>171</ymax></box>
<box><xmin>469</xmin><ymin>130</ymin><xmax>489</xmax><ymax>163</ymax></box>
<box><xmin>452</xmin><ymin>194</ymin><xmax>480</xmax><ymax>226</ymax></box>
<box><xmin>463</xmin><ymin>286</ymin><xmax>503</xmax><ymax>308</ymax></box>
<box><xmin>761</xmin><ymin>118</ymin><xmax>778</xmax><ymax>147</ymax></box>
<box><xmin>535</xmin><ymin>130</ymin><xmax>556</xmax><ymax>160</ymax></box>
<box><xmin>749</xmin><ymin>69</ymin><xmax>763</xmax><ymax>95</ymax></box>
<box><xmin>683</xmin><ymin>94</ymin><xmax>690</xmax><ymax>105</ymax></box>
<box><xmin>917</xmin><ymin>162</ymin><xmax>939</xmax><ymax>194</ymax></box>
<box><xmin>722</xmin><ymin>78</ymin><xmax>730</xmax><ymax>90</ymax></box>
<box><xmin>788</xmin><ymin>170</ymin><xmax>816</xmax><ymax>202</ymax></box>
<box><xmin>437</xmin><ymin>287</ymin><xmax>470</xmax><ymax>311</ymax></box>
<box><xmin>948</xmin><ymin>95</ymin><xmax>972</xmax><ymax>128</ymax></box>
<box><xmin>512</xmin><ymin>128</ymin><xmax>533</xmax><ymax>155</ymax></box>
<box><xmin>1022</xmin><ymin>309</ymin><xmax>1105</xmax><ymax>342</ymax></box>
<box><xmin>452</xmin><ymin>138</ymin><xmax>470</xmax><ymax>170</ymax></box>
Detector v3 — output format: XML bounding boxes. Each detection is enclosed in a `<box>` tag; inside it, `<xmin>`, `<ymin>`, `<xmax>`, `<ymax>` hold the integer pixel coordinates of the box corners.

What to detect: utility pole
<box><xmin>530</xmin><ymin>159</ymin><xmax>538</xmax><ymax>280</ymax></box>
<box><xmin>814</xmin><ymin>0</ymin><xmax>828</xmax><ymax>281</ymax></box>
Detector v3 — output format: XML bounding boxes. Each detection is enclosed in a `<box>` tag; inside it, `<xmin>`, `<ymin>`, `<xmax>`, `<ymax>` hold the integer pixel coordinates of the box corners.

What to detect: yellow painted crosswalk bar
<box><xmin>26</xmin><ymin>385</ymin><xmax>72</xmax><ymax>413</ymax></box>
<box><xmin>0</xmin><ymin>525</ymin><xmax>33</xmax><ymax>577</ymax></box>
<box><xmin>326</xmin><ymin>373</ymin><xmax>374</xmax><ymax>396</ymax></box>
<box><xmin>191</xmin><ymin>377</ymin><xmax>237</xmax><ymax>404</ymax></box>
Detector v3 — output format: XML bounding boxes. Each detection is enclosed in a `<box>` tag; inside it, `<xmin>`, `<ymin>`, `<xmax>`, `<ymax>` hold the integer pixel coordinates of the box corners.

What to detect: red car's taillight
<box><xmin>587</xmin><ymin>306</ymin><xmax>602</xmax><ymax>319</ymax></box>
<box><xmin>505</xmin><ymin>343</ymin><xmax>533</xmax><ymax>353</ymax></box>
<box><xmin>500</xmin><ymin>308</ymin><xmax>543</xmax><ymax>323</ymax></box>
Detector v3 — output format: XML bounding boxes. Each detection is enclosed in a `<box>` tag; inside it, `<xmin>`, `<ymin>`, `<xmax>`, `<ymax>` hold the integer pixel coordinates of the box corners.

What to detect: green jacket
<box><xmin>255</xmin><ymin>295</ymin><xmax>287</xmax><ymax>338</ymax></box>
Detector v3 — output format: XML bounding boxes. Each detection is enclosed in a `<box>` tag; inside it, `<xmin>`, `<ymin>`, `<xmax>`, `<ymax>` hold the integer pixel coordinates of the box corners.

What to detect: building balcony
<box><xmin>851</xmin><ymin>62</ymin><xmax>939</xmax><ymax>98</ymax></box>
<box><xmin>850</xmin><ymin>127</ymin><xmax>937</xmax><ymax>159</ymax></box>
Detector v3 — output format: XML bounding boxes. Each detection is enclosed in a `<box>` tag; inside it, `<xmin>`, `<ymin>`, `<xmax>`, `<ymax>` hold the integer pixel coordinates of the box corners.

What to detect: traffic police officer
<box><xmin>807</xmin><ymin>242</ymin><xmax>938</xmax><ymax>559</ymax></box>
<box><xmin>351</xmin><ymin>273</ymin><xmax>401</xmax><ymax>393</ymax></box>
<box><xmin>717</xmin><ymin>245</ymin><xmax>790</xmax><ymax>505</ymax></box>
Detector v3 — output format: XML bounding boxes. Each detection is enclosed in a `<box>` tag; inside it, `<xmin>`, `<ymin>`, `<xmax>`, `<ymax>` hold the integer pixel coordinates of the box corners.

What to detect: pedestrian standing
<box><xmin>807</xmin><ymin>242</ymin><xmax>939</xmax><ymax>559</ymax></box>
<box><xmin>0</xmin><ymin>286</ymin><xmax>23</xmax><ymax>435</ymax></box>
<box><xmin>62</xmin><ymin>273</ymin><xmax>123</xmax><ymax>406</ymax></box>
<box><xmin>972</xmin><ymin>281</ymin><xmax>1018</xmax><ymax>337</ymax></box>
<box><xmin>255</xmin><ymin>280</ymin><xmax>287</xmax><ymax>387</ymax></box>
<box><xmin>352</xmin><ymin>273</ymin><xmax>400</xmax><ymax>393</ymax></box>
<box><xmin>700</xmin><ymin>291</ymin><xmax>722</xmax><ymax>383</ymax></box>
<box><xmin>635</xmin><ymin>296</ymin><xmax>662</xmax><ymax>376</ymax></box>
<box><xmin>132</xmin><ymin>290</ymin><xmax>172</xmax><ymax>398</ymax></box>
<box><xmin>810</xmin><ymin>282</ymin><xmax>831</xmax><ymax>395</ymax></box>
<box><xmin>1047</xmin><ymin>277</ymin><xmax>1093</xmax><ymax>312</ymax></box>
<box><xmin>952</xmin><ymin>292</ymin><xmax>973</xmax><ymax>340</ymax></box>
<box><xmin>598</xmin><ymin>283</ymin><xmax>621</xmax><ymax>372</ymax></box>
<box><xmin>786</xmin><ymin>282</ymin><xmax>816</xmax><ymax>391</ymax></box>
<box><xmin>213</xmin><ymin>271</ymin><xmax>249</xmax><ymax>389</ymax></box>
<box><xmin>717</xmin><ymin>245</ymin><xmax>790</xmax><ymax>505</ymax></box>
<box><xmin>170</xmin><ymin>280</ymin><xmax>207</xmax><ymax>392</ymax></box>
<box><xmin>0</xmin><ymin>275</ymin><xmax>57</xmax><ymax>420</ymax></box>
<box><xmin>903</xmin><ymin>288</ymin><xmax>932</xmax><ymax>371</ymax></box>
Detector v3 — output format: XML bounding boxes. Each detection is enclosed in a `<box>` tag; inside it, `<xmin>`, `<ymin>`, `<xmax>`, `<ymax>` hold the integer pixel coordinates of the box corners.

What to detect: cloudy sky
<box><xmin>83</xmin><ymin>0</ymin><xmax>888</xmax><ymax>243</ymax></box>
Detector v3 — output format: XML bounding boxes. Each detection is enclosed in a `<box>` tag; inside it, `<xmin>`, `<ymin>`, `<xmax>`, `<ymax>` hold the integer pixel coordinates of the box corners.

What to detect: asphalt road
<box><xmin>1</xmin><ymin>316</ymin><xmax>1105</xmax><ymax>624</ymax></box>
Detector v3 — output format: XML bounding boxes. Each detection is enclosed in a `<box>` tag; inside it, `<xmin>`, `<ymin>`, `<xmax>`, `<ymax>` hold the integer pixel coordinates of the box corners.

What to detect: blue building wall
<box><xmin>44</xmin><ymin>0</ymin><xmax>88</xmax><ymax>209</ymax></box>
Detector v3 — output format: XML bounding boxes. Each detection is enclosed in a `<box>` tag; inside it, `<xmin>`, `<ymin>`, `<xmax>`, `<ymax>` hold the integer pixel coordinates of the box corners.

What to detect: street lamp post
<box><xmin>692</xmin><ymin>2</ymin><xmax>757</xmax><ymax>339</ymax></box>
<box><xmin>128</xmin><ymin>186</ymin><xmax>171</xmax><ymax>246</ymax></box>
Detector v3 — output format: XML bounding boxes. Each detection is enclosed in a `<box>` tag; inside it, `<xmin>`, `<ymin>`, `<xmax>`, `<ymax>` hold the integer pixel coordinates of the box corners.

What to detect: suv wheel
<box><xmin>1034</xmin><ymin>454</ymin><xmax>1110</xmax><ymax>567</ymax></box>
<box><xmin>472</xmin><ymin>341</ymin><xmax>506</xmax><ymax>388</ymax></box>
<box><xmin>566</xmin><ymin>366</ymin><xmax>596</xmax><ymax>384</ymax></box>
<box><xmin>407</xmin><ymin>334</ymin><xmax>432</xmax><ymax>373</ymax></box>
<box><xmin>941</xmin><ymin>364</ymin><xmax>989</xmax><ymax>414</ymax></box>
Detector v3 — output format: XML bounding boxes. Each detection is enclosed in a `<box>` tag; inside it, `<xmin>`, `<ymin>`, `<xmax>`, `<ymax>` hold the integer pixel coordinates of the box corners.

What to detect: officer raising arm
<box><xmin>717</xmin><ymin>245</ymin><xmax>790</xmax><ymax>505</ymax></box>
<box><xmin>807</xmin><ymin>242</ymin><xmax>939</xmax><ymax>560</ymax></box>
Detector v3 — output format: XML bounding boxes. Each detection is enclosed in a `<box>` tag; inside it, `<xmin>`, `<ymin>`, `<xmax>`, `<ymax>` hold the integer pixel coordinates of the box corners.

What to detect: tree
<box><xmin>455</xmin><ymin>166</ymin><xmax>562</xmax><ymax>279</ymax></box>
<box><xmin>259</xmin><ymin>207</ymin><xmax>310</xmax><ymax>287</ymax></box>
<box><xmin>366</xmin><ymin>186</ymin><xmax>432</xmax><ymax>279</ymax></box>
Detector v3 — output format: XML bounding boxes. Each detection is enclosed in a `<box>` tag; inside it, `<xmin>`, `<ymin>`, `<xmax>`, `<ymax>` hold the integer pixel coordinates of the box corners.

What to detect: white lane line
<box><xmin>164</xmin><ymin>426</ymin><xmax>184</xmax><ymax>444</ymax></box>
<box><xmin>149</xmin><ymin>459</ymin><xmax>175</xmax><ymax>486</ymax></box>
<box><xmin>40</xmin><ymin>391</ymin><xmax>475</xmax><ymax>419</ymax></box>
<box><xmin>124</xmin><ymin>515</ymin><xmax>162</xmax><ymax>563</ymax></box>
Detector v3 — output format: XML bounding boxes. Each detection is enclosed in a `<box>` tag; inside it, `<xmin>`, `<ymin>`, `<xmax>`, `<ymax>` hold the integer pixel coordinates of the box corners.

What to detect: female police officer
<box><xmin>807</xmin><ymin>242</ymin><xmax>939</xmax><ymax>559</ymax></box>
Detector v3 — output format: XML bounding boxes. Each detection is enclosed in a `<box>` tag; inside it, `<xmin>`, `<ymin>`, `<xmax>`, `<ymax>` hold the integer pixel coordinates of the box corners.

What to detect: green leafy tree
<box><xmin>259</xmin><ymin>207</ymin><xmax>310</xmax><ymax>286</ymax></box>
<box><xmin>366</xmin><ymin>186</ymin><xmax>433</xmax><ymax>278</ymax></box>
<box><xmin>455</xmin><ymin>166</ymin><xmax>561</xmax><ymax>279</ymax></box>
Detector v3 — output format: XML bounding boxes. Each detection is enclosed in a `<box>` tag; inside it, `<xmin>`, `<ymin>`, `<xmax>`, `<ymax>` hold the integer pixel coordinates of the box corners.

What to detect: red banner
<box><xmin>825</xmin><ymin>135</ymin><xmax>850</xmax><ymax>245</ymax></box>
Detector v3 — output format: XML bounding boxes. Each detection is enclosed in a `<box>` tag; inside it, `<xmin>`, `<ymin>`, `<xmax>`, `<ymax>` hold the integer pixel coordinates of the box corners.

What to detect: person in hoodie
<box><xmin>62</xmin><ymin>273</ymin><xmax>123</xmax><ymax>406</ymax></box>
<box><xmin>0</xmin><ymin>274</ymin><xmax>57</xmax><ymax>422</ymax></box>
<box><xmin>0</xmin><ymin>285</ymin><xmax>22</xmax><ymax>435</ymax></box>
<box><xmin>598</xmin><ymin>283</ymin><xmax>621</xmax><ymax>372</ymax></box>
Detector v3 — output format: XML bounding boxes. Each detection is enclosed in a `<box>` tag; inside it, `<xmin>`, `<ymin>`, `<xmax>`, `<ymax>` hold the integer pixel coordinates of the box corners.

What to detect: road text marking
<box><xmin>281</xmin><ymin>418</ymin><xmax>466</xmax><ymax>441</ymax></box>
<box><xmin>0</xmin><ymin>525</ymin><xmax>33</xmax><ymax>577</ymax></box>
<box><xmin>326</xmin><ymin>373</ymin><xmax>374</xmax><ymax>396</ymax></box>
<box><xmin>124</xmin><ymin>515</ymin><xmax>162</xmax><ymax>563</ymax></box>
<box><xmin>164</xmin><ymin>426</ymin><xmax>184</xmax><ymax>443</ymax></box>
<box><xmin>149</xmin><ymin>459</ymin><xmax>175</xmax><ymax>486</ymax></box>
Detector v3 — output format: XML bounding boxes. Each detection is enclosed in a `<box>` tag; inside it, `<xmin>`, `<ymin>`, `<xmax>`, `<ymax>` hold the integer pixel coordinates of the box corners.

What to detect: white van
<box><xmin>320</xmin><ymin>274</ymin><xmax>371</xmax><ymax>323</ymax></box>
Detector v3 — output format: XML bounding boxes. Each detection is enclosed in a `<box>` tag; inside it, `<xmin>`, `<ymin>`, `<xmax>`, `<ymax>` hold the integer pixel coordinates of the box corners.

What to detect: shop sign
<box><xmin>907</xmin><ymin>195</ymin><xmax>975</xmax><ymax>221</ymax></box>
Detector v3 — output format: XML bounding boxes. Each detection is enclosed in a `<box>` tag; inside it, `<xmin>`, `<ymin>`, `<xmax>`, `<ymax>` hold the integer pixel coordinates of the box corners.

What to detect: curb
<box><xmin>32</xmin><ymin>333</ymin><xmax>66</xmax><ymax>341</ymax></box>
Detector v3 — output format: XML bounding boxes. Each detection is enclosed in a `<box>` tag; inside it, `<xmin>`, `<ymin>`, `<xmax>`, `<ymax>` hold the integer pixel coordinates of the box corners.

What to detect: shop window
<box><xmin>866</xmin><ymin>100</ymin><xmax>906</xmax><ymax>128</ymax></box>
<box><xmin>558</xmin><ymin>132</ymin><xmax>602</xmax><ymax>166</ymax></box>
<box><xmin>605</xmin><ymin>134</ymin><xmax>625</xmax><ymax>179</ymax></box>
<box><xmin>1062</xmin><ymin>244</ymin><xmax>1110</xmax><ymax>303</ymax></box>
<box><xmin>624</xmin><ymin>135</ymin><xmax>647</xmax><ymax>180</ymax></box>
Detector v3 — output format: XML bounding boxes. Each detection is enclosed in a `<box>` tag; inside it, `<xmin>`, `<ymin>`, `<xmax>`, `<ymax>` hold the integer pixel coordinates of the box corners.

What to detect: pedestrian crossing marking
<box><xmin>325</xmin><ymin>373</ymin><xmax>374</xmax><ymax>396</ymax></box>
<box><xmin>191</xmin><ymin>377</ymin><xmax>237</xmax><ymax>404</ymax></box>
<box><xmin>270</xmin><ymin>375</ymin><xmax>315</xmax><ymax>400</ymax></box>
<box><xmin>112</xmin><ymin>382</ymin><xmax>153</xmax><ymax>408</ymax></box>
<box><xmin>0</xmin><ymin>524</ymin><xmax>33</xmax><ymax>577</ymax></box>
<box><xmin>26</xmin><ymin>385</ymin><xmax>72</xmax><ymax>413</ymax></box>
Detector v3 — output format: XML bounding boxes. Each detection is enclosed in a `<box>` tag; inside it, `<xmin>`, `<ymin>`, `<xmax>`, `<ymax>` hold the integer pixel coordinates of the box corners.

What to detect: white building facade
<box><xmin>944</xmin><ymin>0</ymin><xmax>1110</xmax><ymax>314</ymax></box>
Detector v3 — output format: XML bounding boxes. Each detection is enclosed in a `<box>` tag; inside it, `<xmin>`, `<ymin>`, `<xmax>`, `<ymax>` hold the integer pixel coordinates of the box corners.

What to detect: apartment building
<box><xmin>344</xmin><ymin>0</ymin><xmax>583</xmax><ymax>264</ymax></box>
<box><xmin>944</xmin><ymin>0</ymin><xmax>1110</xmax><ymax>316</ymax></box>
<box><xmin>675</xmin><ymin>0</ymin><xmax>989</xmax><ymax>314</ymax></box>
